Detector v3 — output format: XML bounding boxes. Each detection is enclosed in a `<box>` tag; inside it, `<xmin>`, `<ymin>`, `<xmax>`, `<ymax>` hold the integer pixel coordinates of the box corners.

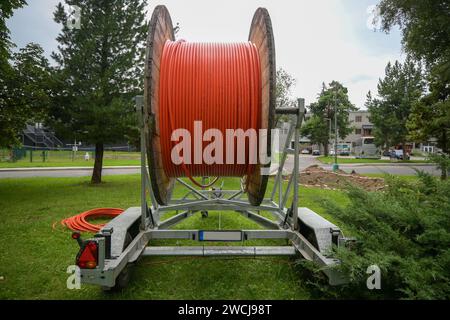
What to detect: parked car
<box><xmin>339</xmin><ymin>150</ymin><xmax>350</xmax><ymax>156</ymax></box>
<box><xmin>390</xmin><ymin>149</ymin><xmax>410</xmax><ymax>160</ymax></box>
<box><xmin>301</xmin><ymin>149</ymin><xmax>310</xmax><ymax>154</ymax></box>
<box><xmin>382</xmin><ymin>150</ymin><xmax>392</xmax><ymax>157</ymax></box>
<box><xmin>312</xmin><ymin>150</ymin><xmax>320</xmax><ymax>156</ymax></box>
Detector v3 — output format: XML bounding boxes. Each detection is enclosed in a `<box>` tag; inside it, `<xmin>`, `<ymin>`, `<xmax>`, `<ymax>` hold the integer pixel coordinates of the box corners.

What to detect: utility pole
<box><xmin>333</xmin><ymin>91</ymin><xmax>339</xmax><ymax>172</ymax></box>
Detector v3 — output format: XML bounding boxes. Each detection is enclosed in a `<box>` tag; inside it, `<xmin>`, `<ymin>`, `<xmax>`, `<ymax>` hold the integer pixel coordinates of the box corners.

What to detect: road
<box><xmin>0</xmin><ymin>166</ymin><xmax>140</xmax><ymax>179</ymax></box>
<box><xmin>283</xmin><ymin>155</ymin><xmax>441</xmax><ymax>176</ymax></box>
<box><xmin>0</xmin><ymin>156</ymin><xmax>441</xmax><ymax>178</ymax></box>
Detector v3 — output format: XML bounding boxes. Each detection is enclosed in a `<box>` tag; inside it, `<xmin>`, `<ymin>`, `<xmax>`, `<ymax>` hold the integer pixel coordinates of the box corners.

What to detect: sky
<box><xmin>7</xmin><ymin>0</ymin><xmax>405</xmax><ymax>109</ymax></box>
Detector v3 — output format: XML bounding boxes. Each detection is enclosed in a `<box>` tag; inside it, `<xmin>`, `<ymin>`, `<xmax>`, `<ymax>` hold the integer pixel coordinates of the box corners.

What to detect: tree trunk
<box><xmin>323</xmin><ymin>143</ymin><xmax>329</xmax><ymax>156</ymax></box>
<box><xmin>91</xmin><ymin>143</ymin><xmax>104</xmax><ymax>184</ymax></box>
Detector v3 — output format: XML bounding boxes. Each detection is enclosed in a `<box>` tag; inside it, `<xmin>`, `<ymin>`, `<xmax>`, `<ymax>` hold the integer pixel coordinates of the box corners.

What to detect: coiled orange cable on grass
<box><xmin>60</xmin><ymin>208</ymin><xmax>124</xmax><ymax>233</ymax></box>
<box><xmin>159</xmin><ymin>40</ymin><xmax>262</xmax><ymax>187</ymax></box>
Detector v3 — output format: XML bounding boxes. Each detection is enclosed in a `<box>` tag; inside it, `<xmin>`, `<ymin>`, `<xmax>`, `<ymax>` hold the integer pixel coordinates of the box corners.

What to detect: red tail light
<box><xmin>76</xmin><ymin>240</ymin><xmax>98</xmax><ymax>269</ymax></box>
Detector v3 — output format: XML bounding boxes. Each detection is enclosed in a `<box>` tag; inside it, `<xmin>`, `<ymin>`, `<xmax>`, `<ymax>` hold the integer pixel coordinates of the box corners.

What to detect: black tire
<box><xmin>102</xmin><ymin>232</ymin><xmax>133</xmax><ymax>292</ymax></box>
<box><xmin>115</xmin><ymin>264</ymin><xmax>131</xmax><ymax>288</ymax></box>
<box><xmin>102</xmin><ymin>264</ymin><xmax>131</xmax><ymax>292</ymax></box>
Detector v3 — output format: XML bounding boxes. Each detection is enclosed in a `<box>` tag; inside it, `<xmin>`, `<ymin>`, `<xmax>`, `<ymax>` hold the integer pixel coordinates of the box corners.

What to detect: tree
<box><xmin>275</xmin><ymin>68</ymin><xmax>296</xmax><ymax>109</ymax></box>
<box><xmin>0</xmin><ymin>42</ymin><xmax>52</xmax><ymax>147</ymax></box>
<box><xmin>275</xmin><ymin>67</ymin><xmax>296</xmax><ymax>125</ymax></box>
<box><xmin>0</xmin><ymin>0</ymin><xmax>29</xmax><ymax>147</ymax></box>
<box><xmin>299</xmin><ymin>115</ymin><xmax>328</xmax><ymax>149</ymax></box>
<box><xmin>377</xmin><ymin>0</ymin><xmax>449</xmax><ymax>177</ymax></box>
<box><xmin>407</xmin><ymin>69</ymin><xmax>450</xmax><ymax>179</ymax></box>
<box><xmin>366</xmin><ymin>59</ymin><xmax>424</xmax><ymax>150</ymax></box>
<box><xmin>0</xmin><ymin>0</ymin><xmax>26</xmax><ymax>65</ymax></box>
<box><xmin>301</xmin><ymin>81</ymin><xmax>356</xmax><ymax>156</ymax></box>
<box><xmin>365</xmin><ymin>91</ymin><xmax>389</xmax><ymax>149</ymax></box>
<box><xmin>366</xmin><ymin>92</ymin><xmax>396</xmax><ymax>150</ymax></box>
<box><xmin>50</xmin><ymin>0</ymin><xmax>148</xmax><ymax>183</ymax></box>
<box><xmin>378</xmin><ymin>0</ymin><xmax>450</xmax><ymax>82</ymax></box>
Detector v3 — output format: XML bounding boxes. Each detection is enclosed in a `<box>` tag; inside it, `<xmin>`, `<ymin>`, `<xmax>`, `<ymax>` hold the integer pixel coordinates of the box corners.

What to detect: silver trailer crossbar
<box><xmin>142</xmin><ymin>246</ymin><xmax>297</xmax><ymax>256</ymax></box>
<box><xmin>77</xmin><ymin>97</ymin><xmax>352</xmax><ymax>290</ymax></box>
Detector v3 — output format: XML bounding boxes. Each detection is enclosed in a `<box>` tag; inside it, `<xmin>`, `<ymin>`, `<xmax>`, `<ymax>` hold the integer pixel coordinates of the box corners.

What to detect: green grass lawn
<box><xmin>0</xmin><ymin>175</ymin><xmax>349</xmax><ymax>299</ymax></box>
<box><xmin>0</xmin><ymin>150</ymin><xmax>140</xmax><ymax>168</ymax></box>
<box><xmin>362</xmin><ymin>173</ymin><xmax>420</xmax><ymax>182</ymax></box>
<box><xmin>317</xmin><ymin>156</ymin><xmax>429</xmax><ymax>164</ymax></box>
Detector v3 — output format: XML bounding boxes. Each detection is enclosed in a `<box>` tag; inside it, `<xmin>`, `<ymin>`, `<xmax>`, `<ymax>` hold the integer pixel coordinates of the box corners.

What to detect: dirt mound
<box><xmin>297</xmin><ymin>165</ymin><xmax>385</xmax><ymax>191</ymax></box>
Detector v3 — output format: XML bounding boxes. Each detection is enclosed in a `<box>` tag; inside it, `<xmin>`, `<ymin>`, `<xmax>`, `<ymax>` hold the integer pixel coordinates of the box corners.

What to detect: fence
<box><xmin>0</xmin><ymin>146</ymin><xmax>140</xmax><ymax>164</ymax></box>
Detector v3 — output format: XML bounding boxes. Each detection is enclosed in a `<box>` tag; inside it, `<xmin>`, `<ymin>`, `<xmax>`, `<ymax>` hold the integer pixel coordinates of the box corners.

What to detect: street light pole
<box><xmin>325</xmin><ymin>117</ymin><xmax>331</xmax><ymax>155</ymax></box>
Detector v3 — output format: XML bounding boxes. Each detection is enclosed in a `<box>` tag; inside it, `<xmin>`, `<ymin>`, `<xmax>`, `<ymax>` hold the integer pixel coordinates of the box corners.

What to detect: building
<box><xmin>287</xmin><ymin>110</ymin><xmax>374</xmax><ymax>153</ymax></box>
<box><xmin>284</xmin><ymin>109</ymin><xmax>443</xmax><ymax>155</ymax></box>
<box><xmin>340</xmin><ymin>111</ymin><xmax>373</xmax><ymax>148</ymax></box>
<box><xmin>418</xmin><ymin>138</ymin><xmax>440</xmax><ymax>154</ymax></box>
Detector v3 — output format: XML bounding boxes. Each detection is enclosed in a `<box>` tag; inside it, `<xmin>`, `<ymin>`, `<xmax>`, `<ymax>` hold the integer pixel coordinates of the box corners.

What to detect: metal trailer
<box><xmin>73</xmin><ymin>96</ymin><xmax>354</xmax><ymax>290</ymax></box>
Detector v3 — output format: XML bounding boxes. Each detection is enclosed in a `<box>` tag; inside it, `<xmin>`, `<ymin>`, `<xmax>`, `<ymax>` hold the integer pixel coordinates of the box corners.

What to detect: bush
<box><xmin>427</xmin><ymin>153</ymin><xmax>450</xmax><ymax>180</ymax></box>
<box><xmin>299</xmin><ymin>172</ymin><xmax>450</xmax><ymax>299</ymax></box>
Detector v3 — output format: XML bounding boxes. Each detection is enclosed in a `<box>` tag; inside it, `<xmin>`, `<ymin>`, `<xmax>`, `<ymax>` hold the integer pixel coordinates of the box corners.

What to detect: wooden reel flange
<box><xmin>144</xmin><ymin>6</ymin><xmax>276</xmax><ymax>206</ymax></box>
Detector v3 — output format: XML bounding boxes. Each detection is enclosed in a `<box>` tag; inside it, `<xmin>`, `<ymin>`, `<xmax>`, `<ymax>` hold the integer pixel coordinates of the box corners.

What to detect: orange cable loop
<box><xmin>159</xmin><ymin>40</ymin><xmax>262</xmax><ymax>188</ymax></box>
<box><xmin>60</xmin><ymin>208</ymin><xmax>124</xmax><ymax>233</ymax></box>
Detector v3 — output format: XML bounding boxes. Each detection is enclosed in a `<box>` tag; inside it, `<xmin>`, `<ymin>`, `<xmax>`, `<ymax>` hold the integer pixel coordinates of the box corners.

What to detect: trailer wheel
<box><xmin>115</xmin><ymin>264</ymin><xmax>131</xmax><ymax>289</ymax></box>
<box><xmin>101</xmin><ymin>264</ymin><xmax>131</xmax><ymax>292</ymax></box>
<box><xmin>102</xmin><ymin>232</ymin><xmax>133</xmax><ymax>292</ymax></box>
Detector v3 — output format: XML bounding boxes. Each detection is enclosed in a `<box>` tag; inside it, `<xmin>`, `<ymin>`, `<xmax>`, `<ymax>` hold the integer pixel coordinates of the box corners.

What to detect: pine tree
<box><xmin>367</xmin><ymin>58</ymin><xmax>424</xmax><ymax>150</ymax></box>
<box><xmin>407</xmin><ymin>69</ymin><xmax>450</xmax><ymax>179</ymax></box>
<box><xmin>50</xmin><ymin>0</ymin><xmax>147</xmax><ymax>183</ymax></box>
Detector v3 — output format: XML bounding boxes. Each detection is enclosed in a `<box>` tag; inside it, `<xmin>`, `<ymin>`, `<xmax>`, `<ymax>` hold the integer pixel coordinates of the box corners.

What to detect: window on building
<box><xmin>355</xmin><ymin>128</ymin><xmax>362</xmax><ymax>135</ymax></box>
<box><xmin>355</xmin><ymin>115</ymin><xmax>362</xmax><ymax>122</ymax></box>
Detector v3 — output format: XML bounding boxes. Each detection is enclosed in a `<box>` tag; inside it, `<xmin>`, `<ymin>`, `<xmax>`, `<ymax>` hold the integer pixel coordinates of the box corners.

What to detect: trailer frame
<box><xmin>76</xmin><ymin>96</ymin><xmax>351</xmax><ymax>290</ymax></box>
